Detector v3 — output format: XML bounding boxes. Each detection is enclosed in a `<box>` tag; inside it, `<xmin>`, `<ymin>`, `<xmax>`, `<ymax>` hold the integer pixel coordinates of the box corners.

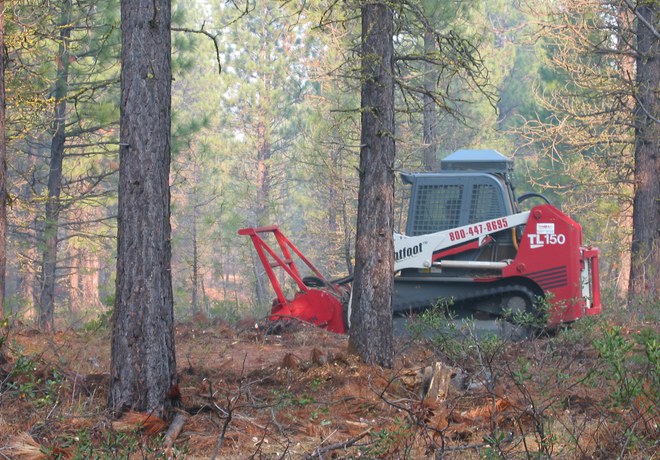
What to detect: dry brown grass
<box><xmin>112</xmin><ymin>411</ymin><xmax>168</xmax><ymax>435</ymax></box>
<box><xmin>7</xmin><ymin>432</ymin><xmax>48</xmax><ymax>460</ymax></box>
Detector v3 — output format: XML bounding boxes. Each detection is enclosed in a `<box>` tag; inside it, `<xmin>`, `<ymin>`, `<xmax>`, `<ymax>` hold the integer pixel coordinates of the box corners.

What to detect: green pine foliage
<box><xmin>1</xmin><ymin>0</ymin><xmax>645</xmax><ymax>323</ymax></box>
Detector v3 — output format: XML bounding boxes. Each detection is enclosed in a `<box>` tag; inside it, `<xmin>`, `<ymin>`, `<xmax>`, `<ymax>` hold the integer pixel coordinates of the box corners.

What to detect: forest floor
<box><xmin>0</xmin><ymin>311</ymin><xmax>657</xmax><ymax>459</ymax></box>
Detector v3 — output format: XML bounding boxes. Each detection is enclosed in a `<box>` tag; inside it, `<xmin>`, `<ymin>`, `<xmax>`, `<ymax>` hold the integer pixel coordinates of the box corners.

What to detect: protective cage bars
<box><xmin>238</xmin><ymin>226</ymin><xmax>337</xmax><ymax>307</ymax></box>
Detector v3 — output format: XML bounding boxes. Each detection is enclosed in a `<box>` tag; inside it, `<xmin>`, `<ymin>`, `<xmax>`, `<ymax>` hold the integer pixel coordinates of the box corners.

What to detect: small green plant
<box><xmin>294</xmin><ymin>393</ymin><xmax>316</xmax><ymax>406</ymax></box>
<box><xmin>593</xmin><ymin>326</ymin><xmax>641</xmax><ymax>406</ymax></box>
<box><xmin>208</xmin><ymin>299</ymin><xmax>254</xmax><ymax>323</ymax></box>
<box><xmin>360</xmin><ymin>417</ymin><xmax>415</xmax><ymax>458</ymax></box>
<box><xmin>592</xmin><ymin>320</ymin><xmax>659</xmax><ymax>458</ymax></box>
<box><xmin>309</xmin><ymin>406</ymin><xmax>330</xmax><ymax>421</ymax></box>
<box><xmin>4</xmin><ymin>353</ymin><xmax>39</xmax><ymax>399</ymax></box>
<box><xmin>309</xmin><ymin>377</ymin><xmax>323</xmax><ymax>392</ymax></box>
<box><xmin>511</xmin><ymin>355</ymin><xmax>532</xmax><ymax>386</ymax></box>
<box><xmin>271</xmin><ymin>388</ymin><xmax>316</xmax><ymax>408</ymax></box>
<box><xmin>36</xmin><ymin>369</ymin><xmax>64</xmax><ymax>407</ymax></box>
<box><xmin>58</xmin><ymin>428</ymin><xmax>189</xmax><ymax>459</ymax></box>
<box><xmin>0</xmin><ymin>317</ymin><xmax>9</xmax><ymax>348</ymax></box>
<box><xmin>406</xmin><ymin>300</ymin><xmax>474</xmax><ymax>364</ymax></box>
<box><xmin>1</xmin><ymin>345</ymin><xmax>65</xmax><ymax>407</ymax></box>
<box><xmin>82</xmin><ymin>309</ymin><xmax>113</xmax><ymax>332</ymax></box>
<box><xmin>482</xmin><ymin>430</ymin><xmax>511</xmax><ymax>460</ymax></box>
<box><xmin>556</xmin><ymin>313</ymin><xmax>601</xmax><ymax>346</ymax></box>
<box><xmin>628</xmin><ymin>290</ymin><xmax>660</xmax><ymax>324</ymax></box>
<box><xmin>408</xmin><ymin>298</ymin><xmax>458</xmax><ymax>332</ymax></box>
<box><xmin>635</xmin><ymin>327</ymin><xmax>659</xmax><ymax>374</ymax></box>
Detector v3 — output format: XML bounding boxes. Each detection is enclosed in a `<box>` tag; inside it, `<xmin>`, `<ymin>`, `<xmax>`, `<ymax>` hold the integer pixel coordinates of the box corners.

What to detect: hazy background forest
<box><xmin>0</xmin><ymin>0</ymin><xmax>649</xmax><ymax>328</ymax></box>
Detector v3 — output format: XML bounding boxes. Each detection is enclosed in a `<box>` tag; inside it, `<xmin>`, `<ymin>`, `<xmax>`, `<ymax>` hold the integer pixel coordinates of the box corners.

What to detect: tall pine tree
<box><xmin>349</xmin><ymin>1</ymin><xmax>395</xmax><ymax>368</ymax></box>
<box><xmin>109</xmin><ymin>0</ymin><xmax>176</xmax><ymax>417</ymax></box>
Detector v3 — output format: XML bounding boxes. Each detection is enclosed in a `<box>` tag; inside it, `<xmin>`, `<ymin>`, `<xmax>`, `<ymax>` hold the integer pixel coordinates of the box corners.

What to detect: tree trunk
<box><xmin>68</xmin><ymin>247</ymin><xmax>102</xmax><ymax>322</ymax></box>
<box><xmin>83</xmin><ymin>250</ymin><xmax>101</xmax><ymax>309</ymax></box>
<box><xmin>191</xmin><ymin>200</ymin><xmax>199</xmax><ymax>316</ymax></box>
<box><xmin>628</xmin><ymin>2</ymin><xmax>660</xmax><ymax>303</ymax></box>
<box><xmin>615</xmin><ymin>211</ymin><xmax>632</xmax><ymax>296</ymax></box>
<box><xmin>69</xmin><ymin>247</ymin><xmax>80</xmax><ymax>320</ymax></box>
<box><xmin>422</xmin><ymin>28</ymin><xmax>438</xmax><ymax>172</ymax></box>
<box><xmin>249</xmin><ymin>249</ymin><xmax>266</xmax><ymax>307</ymax></box>
<box><xmin>252</xmin><ymin>12</ymin><xmax>272</xmax><ymax>305</ymax></box>
<box><xmin>253</xmin><ymin>109</ymin><xmax>271</xmax><ymax>305</ymax></box>
<box><xmin>342</xmin><ymin>204</ymin><xmax>353</xmax><ymax>277</ymax></box>
<box><xmin>39</xmin><ymin>0</ymin><xmax>72</xmax><ymax>331</ymax></box>
<box><xmin>348</xmin><ymin>2</ymin><xmax>395</xmax><ymax>368</ymax></box>
<box><xmin>0</xmin><ymin>0</ymin><xmax>6</xmax><ymax>318</ymax></box>
<box><xmin>109</xmin><ymin>0</ymin><xmax>176</xmax><ymax>418</ymax></box>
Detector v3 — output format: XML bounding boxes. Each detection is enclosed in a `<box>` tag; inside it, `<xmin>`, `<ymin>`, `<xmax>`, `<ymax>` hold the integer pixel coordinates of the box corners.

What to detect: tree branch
<box><xmin>304</xmin><ymin>429</ymin><xmax>372</xmax><ymax>459</ymax></box>
<box><xmin>622</xmin><ymin>0</ymin><xmax>660</xmax><ymax>40</ymax></box>
<box><xmin>171</xmin><ymin>24</ymin><xmax>222</xmax><ymax>74</ymax></box>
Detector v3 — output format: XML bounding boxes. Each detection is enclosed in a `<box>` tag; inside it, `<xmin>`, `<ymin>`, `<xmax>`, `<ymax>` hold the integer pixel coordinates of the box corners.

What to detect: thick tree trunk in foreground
<box><xmin>629</xmin><ymin>2</ymin><xmax>660</xmax><ymax>303</ymax></box>
<box><xmin>109</xmin><ymin>0</ymin><xmax>176</xmax><ymax>418</ymax></box>
<box><xmin>348</xmin><ymin>2</ymin><xmax>395</xmax><ymax>368</ymax></box>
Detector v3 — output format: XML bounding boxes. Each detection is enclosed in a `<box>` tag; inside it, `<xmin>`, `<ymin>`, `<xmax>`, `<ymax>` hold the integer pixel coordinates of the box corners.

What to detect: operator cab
<box><xmin>400</xmin><ymin>149</ymin><xmax>521</xmax><ymax>265</ymax></box>
<box><xmin>401</xmin><ymin>149</ymin><xmax>518</xmax><ymax>236</ymax></box>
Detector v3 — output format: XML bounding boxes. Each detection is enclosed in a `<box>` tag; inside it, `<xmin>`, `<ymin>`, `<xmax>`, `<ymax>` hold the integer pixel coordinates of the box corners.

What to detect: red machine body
<box><xmin>500</xmin><ymin>204</ymin><xmax>601</xmax><ymax>325</ymax></box>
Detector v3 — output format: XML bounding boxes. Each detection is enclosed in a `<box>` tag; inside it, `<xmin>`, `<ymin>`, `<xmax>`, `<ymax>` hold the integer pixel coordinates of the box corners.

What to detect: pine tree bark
<box><xmin>109</xmin><ymin>0</ymin><xmax>176</xmax><ymax>417</ymax></box>
<box><xmin>39</xmin><ymin>0</ymin><xmax>72</xmax><ymax>331</ymax></box>
<box><xmin>348</xmin><ymin>2</ymin><xmax>395</xmax><ymax>368</ymax></box>
<box><xmin>191</xmin><ymin>208</ymin><xmax>199</xmax><ymax>316</ymax></box>
<box><xmin>629</xmin><ymin>2</ymin><xmax>660</xmax><ymax>302</ymax></box>
<box><xmin>0</xmin><ymin>0</ymin><xmax>6</xmax><ymax>318</ymax></box>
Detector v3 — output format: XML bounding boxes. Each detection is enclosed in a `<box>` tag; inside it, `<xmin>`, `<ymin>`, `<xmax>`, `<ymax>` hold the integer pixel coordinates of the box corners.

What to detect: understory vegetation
<box><xmin>0</xmin><ymin>295</ymin><xmax>657</xmax><ymax>459</ymax></box>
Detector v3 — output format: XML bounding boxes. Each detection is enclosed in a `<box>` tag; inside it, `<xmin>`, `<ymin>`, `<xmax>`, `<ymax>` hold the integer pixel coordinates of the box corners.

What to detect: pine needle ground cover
<box><xmin>0</xmin><ymin>314</ymin><xmax>657</xmax><ymax>459</ymax></box>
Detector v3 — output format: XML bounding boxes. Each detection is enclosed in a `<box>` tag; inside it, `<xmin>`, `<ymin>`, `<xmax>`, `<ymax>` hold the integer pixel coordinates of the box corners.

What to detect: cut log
<box><xmin>163</xmin><ymin>412</ymin><xmax>188</xmax><ymax>454</ymax></box>
<box><xmin>417</xmin><ymin>362</ymin><xmax>455</xmax><ymax>401</ymax></box>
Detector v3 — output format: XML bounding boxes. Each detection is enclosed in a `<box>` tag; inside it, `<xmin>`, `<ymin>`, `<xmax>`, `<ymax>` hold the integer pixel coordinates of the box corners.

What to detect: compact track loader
<box><xmin>240</xmin><ymin>149</ymin><xmax>601</xmax><ymax>334</ymax></box>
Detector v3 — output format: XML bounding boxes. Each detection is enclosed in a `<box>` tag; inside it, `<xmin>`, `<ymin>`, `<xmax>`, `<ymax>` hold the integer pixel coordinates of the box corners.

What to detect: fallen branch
<box><xmin>210</xmin><ymin>405</ymin><xmax>232</xmax><ymax>460</ymax></box>
<box><xmin>304</xmin><ymin>428</ymin><xmax>372</xmax><ymax>459</ymax></box>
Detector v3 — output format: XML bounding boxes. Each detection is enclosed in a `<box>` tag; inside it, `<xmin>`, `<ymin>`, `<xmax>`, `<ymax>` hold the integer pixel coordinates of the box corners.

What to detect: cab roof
<box><xmin>440</xmin><ymin>149</ymin><xmax>513</xmax><ymax>174</ymax></box>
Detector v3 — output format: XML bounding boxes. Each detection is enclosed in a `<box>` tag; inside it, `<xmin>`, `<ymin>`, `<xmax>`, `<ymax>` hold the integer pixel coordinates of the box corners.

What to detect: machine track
<box><xmin>392</xmin><ymin>280</ymin><xmax>543</xmax><ymax>338</ymax></box>
<box><xmin>333</xmin><ymin>275</ymin><xmax>543</xmax><ymax>338</ymax></box>
<box><xmin>395</xmin><ymin>281</ymin><xmax>537</xmax><ymax>313</ymax></box>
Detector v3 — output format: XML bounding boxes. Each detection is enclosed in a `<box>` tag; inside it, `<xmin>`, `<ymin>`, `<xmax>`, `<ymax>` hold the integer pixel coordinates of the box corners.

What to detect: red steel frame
<box><xmin>237</xmin><ymin>226</ymin><xmax>338</xmax><ymax>307</ymax></box>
